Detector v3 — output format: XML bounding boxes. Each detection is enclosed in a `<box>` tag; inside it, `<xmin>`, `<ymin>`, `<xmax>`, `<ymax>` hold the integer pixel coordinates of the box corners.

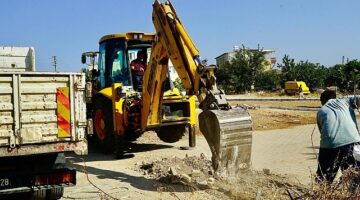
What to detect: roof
<box><xmin>214</xmin><ymin>52</ymin><xmax>233</xmax><ymax>59</ymax></box>
<box><xmin>99</xmin><ymin>32</ymin><xmax>155</xmax><ymax>43</ymax></box>
<box><xmin>215</xmin><ymin>48</ymin><xmax>276</xmax><ymax>59</ymax></box>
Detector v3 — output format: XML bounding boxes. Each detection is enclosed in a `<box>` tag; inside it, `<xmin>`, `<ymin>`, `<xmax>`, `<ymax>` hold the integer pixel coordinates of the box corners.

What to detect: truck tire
<box><xmin>93</xmin><ymin>96</ymin><xmax>115</xmax><ymax>153</ymax></box>
<box><xmin>46</xmin><ymin>187</ymin><xmax>64</xmax><ymax>200</ymax></box>
<box><xmin>156</xmin><ymin>125</ymin><xmax>186</xmax><ymax>143</ymax></box>
<box><xmin>31</xmin><ymin>189</ymin><xmax>46</xmax><ymax>200</ymax></box>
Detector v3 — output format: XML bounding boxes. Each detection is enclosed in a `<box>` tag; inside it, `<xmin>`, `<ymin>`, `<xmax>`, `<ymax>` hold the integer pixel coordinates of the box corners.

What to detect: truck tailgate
<box><xmin>0</xmin><ymin>72</ymin><xmax>87</xmax><ymax>156</ymax></box>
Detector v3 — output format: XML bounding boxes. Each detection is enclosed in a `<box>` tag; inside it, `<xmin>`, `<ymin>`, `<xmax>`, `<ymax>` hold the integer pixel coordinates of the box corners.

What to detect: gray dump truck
<box><xmin>0</xmin><ymin>46</ymin><xmax>87</xmax><ymax>199</ymax></box>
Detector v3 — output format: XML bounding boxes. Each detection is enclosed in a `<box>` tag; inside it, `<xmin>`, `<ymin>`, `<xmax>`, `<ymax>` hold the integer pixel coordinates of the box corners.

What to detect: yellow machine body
<box><xmin>85</xmin><ymin>0</ymin><xmax>253</xmax><ymax>177</ymax></box>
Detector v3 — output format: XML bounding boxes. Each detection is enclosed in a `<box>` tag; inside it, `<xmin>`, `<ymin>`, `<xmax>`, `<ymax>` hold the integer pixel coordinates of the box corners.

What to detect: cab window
<box><xmin>100</xmin><ymin>39</ymin><xmax>131</xmax><ymax>87</ymax></box>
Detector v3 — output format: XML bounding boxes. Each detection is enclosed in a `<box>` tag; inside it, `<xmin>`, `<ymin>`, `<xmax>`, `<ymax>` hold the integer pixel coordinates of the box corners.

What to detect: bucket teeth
<box><xmin>199</xmin><ymin>108</ymin><xmax>252</xmax><ymax>177</ymax></box>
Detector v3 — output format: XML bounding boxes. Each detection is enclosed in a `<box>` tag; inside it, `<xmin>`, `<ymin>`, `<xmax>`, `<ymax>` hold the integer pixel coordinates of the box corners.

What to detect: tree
<box><xmin>235</xmin><ymin>46</ymin><xmax>269</xmax><ymax>90</ymax></box>
<box><xmin>322</xmin><ymin>60</ymin><xmax>360</xmax><ymax>92</ymax></box>
<box><xmin>216</xmin><ymin>45</ymin><xmax>269</xmax><ymax>93</ymax></box>
<box><xmin>278</xmin><ymin>55</ymin><xmax>327</xmax><ymax>91</ymax></box>
<box><xmin>343</xmin><ymin>60</ymin><xmax>360</xmax><ymax>92</ymax></box>
<box><xmin>324</xmin><ymin>64</ymin><xmax>346</xmax><ymax>90</ymax></box>
<box><xmin>216</xmin><ymin>62</ymin><xmax>234</xmax><ymax>93</ymax></box>
<box><xmin>296</xmin><ymin>61</ymin><xmax>326</xmax><ymax>90</ymax></box>
<box><xmin>173</xmin><ymin>77</ymin><xmax>185</xmax><ymax>91</ymax></box>
<box><xmin>280</xmin><ymin>54</ymin><xmax>297</xmax><ymax>81</ymax></box>
<box><xmin>254</xmin><ymin>70</ymin><xmax>281</xmax><ymax>91</ymax></box>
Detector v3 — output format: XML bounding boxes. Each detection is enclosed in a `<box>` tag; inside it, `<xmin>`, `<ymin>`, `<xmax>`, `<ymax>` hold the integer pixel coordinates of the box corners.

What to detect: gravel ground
<box><xmin>63</xmin><ymin>127</ymin><xmax>314</xmax><ymax>200</ymax></box>
<box><xmin>229</xmin><ymin>101</ymin><xmax>320</xmax><ymax>131</ymax></box>
<box><xmin>136</xmin><ymin>155</ymin><xmax>308</xmax><ymax>200</ymax></box>
<box><xmin>60</xmin><ymin>98</ymin><xmax>360</xmax><ymax>199</ymax></box>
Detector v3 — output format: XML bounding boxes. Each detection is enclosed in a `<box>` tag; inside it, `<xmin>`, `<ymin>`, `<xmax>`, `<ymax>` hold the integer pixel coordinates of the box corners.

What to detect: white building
<box><xmin>215</xmin><ymin>46</ymin><xmax>276</xmax><ymax>71</ymax></box>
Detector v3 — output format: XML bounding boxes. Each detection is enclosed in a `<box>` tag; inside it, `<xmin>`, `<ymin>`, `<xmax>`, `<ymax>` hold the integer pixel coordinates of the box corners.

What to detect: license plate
<box><xmin>0</xmin><ymin>178</ymin><xmax>11</xmax><ymax>189</ymax></box>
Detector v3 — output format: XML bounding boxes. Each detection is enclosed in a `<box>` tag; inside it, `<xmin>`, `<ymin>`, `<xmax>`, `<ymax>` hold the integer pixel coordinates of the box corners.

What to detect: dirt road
<box><xmin>62</xmin><ymin>125</ymin><xmax>321</xmax><ymax>199</ymax></box>
<box><xmin>63</xmin><ymin>133</ymin><xmax>217</xmax><ymax>200</ymax></box>
<box><xmin>251</xmin><ymin>124</ymin><xmax>320</xmax><ymax>183</ymax></box>
<box><xmin>231</xmin><ymin>100</ymin><xmax>320</xmax><ymax>131</ymax></box>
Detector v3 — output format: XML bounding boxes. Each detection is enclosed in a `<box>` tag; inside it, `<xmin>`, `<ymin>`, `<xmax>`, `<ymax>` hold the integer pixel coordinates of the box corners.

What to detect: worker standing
<box><xmin>130</xmin><ymin>50</ymin><xmax>146</xmax><ymax>90</ymax></box>
<box><xmin>316</xmin><ymin>89</ymin><xmax>360</xmax><ymax>183</ymax></box>
<box><xmin>298</xmin><ymin>84</ymin><xmax>305</xmax><ymax>99</ymax></box>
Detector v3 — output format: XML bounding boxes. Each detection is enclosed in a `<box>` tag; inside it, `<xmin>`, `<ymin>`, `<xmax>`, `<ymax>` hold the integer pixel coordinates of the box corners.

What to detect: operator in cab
<box><xmin>130</xmin><ymin>50</ymin><xmax>146</xmax><ymax>91</ymax></box>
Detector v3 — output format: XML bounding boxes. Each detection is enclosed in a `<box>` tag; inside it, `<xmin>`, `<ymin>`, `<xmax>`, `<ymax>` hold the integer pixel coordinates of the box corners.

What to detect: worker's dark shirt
<box><xmin>130</xmin><ymin>59</ymin><xmax>146</xmax><ymax>76</ymax></box>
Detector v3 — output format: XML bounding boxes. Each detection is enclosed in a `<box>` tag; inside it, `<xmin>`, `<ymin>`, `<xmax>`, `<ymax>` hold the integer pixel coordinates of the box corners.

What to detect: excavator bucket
<box><xmin>199</xmin><ymin>108</ymin><xmax>252</xmax><ymax>177</ymax></box>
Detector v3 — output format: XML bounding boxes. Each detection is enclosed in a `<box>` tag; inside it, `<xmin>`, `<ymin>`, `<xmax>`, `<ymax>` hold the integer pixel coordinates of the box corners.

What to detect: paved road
<box><xmin>62</xmin><ymin>125</ymin><xmax>321</xmax><ymax>199</ymax></box>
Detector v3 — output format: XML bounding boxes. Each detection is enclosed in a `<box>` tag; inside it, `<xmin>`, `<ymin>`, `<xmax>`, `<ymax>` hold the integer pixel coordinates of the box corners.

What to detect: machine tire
<box><xmin>93</xmin><ymin>96</ymin><xmax>115</xmax><ymax>153</ymax></box>
<box><xmin>46</xmin><ymin>187</ymin><xmax>64</xmax><ymax>200</ymax></box>
<box><xmin>156</xmin><ymin>125</ymin><xmax>186</xmax><ymax>143</ymax></box>
<box><xmin>124</xmin><ymin>130</ymin><xmax>143</xmax><ymax>142</ymax></box>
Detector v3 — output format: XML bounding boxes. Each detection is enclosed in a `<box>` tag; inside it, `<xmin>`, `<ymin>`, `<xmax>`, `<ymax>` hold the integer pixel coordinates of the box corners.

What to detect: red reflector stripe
<box><xmin>57</xmin><ymin>87</ymin><xmax>71</xmax><ymax>137</ymax></box>
<box><xmin>57</xmin><ymin>90</ymin><xmax>70</xmax><ymax>110</ymax></box>
<box><xmin>57</xmin><ymin>114</ymin><xmax>71</xmax><ymax>133</ymax></box>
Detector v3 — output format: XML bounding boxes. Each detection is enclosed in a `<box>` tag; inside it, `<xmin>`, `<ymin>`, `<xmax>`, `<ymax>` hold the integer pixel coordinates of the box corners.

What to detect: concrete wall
<box><xmin>0</xmin><ymin>46</ymin><xmax>35</xmax><ymax>72</ymax></box>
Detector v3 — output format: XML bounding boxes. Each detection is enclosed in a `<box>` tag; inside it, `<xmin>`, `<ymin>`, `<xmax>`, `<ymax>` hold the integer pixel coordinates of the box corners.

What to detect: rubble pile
<box><xmin>137</xmin><ymin>154</ymin><xmax>215</xmax><ymax>189</ymax></box>
<box><xmin>136</xmin><ymin>154</ymin><xmax>311</xmax><ymax>199</ymax></box>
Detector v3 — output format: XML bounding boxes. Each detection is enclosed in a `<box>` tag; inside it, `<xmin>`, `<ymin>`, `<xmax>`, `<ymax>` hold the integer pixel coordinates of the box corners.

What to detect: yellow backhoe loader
<box><xmin>82</xmin><ymin>0</ymin><xmax>252</xmax><ymax>177</ymax></box>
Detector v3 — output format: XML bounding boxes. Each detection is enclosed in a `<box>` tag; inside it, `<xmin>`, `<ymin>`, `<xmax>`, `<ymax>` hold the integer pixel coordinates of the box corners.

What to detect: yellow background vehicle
<box><xmin>82</xmin><ymin>0</ymin><xmax>252</xmax><ymax>176</ymax></box>
<box><xmin>285</xmin><ymin>81</ymin><xmax>310</xmax><ymax>95</ymax></box>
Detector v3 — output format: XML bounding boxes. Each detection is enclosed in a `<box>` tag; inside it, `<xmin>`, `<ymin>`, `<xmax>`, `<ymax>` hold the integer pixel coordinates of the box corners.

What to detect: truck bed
<box><xmin>0</xmin><ymin>72</ymin><xmax>87</xmax><ymax>157</ymax></box>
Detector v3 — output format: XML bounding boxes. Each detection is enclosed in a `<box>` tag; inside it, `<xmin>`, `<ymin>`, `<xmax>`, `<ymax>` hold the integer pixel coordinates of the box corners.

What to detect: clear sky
<box><xmin>1</xmin><ymin>0</ymin><xmax>359</xmax><ymax>72</ymax></box>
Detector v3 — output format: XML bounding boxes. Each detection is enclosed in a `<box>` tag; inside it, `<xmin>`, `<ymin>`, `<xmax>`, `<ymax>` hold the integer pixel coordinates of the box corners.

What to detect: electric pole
<box><xmin>52</xmin><ymin>56</ymin><xmax>57</xmax><ymax>72</ymax></box>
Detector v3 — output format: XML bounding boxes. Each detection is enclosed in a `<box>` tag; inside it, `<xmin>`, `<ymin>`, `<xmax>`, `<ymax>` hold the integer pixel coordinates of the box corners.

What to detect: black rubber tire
<box><xmin>124</xmin><ymin>130</ymin><xmax>143</xmax><ymax>142</ymax></box>
<box><xmin>31</xmin><ymin>189</ymin><xmax>46</xmax><ymax>200</ymax></box>
<box><xmin>92</xmin><ymin>96</ymin><xmax>115</xmax><ymax>153</ymax></box>
<box><xmin>46</xmin><ymin>187</ymin><xmax>64</xmax><ymax>200</ymax></box>
<box><xmin>156</xmin><ymin>125</ymin><xmax>186</xmax><ymax>143</ymax></box>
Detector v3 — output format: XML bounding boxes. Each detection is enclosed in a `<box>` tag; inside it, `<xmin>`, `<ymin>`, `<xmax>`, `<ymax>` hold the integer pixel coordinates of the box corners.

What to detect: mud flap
<box><xmin>199</xmin><ymin>108</ymin><xmax>252</xmax><ymax>177</ymax></box>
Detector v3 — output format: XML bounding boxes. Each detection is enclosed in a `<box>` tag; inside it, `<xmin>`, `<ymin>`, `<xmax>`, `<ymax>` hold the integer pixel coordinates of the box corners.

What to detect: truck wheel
<box><xmin>46</xmin><ymin>187</ymin><xmax>64</xmax><ymax>200</ymax></box>
<box><xmin>93</xmin><ymin>96</ymin><xmax>115</xmax><ymax>153</ymax></box>
<box><xmin>31</xmin><ymin>189</ymin><xmax>46</xmax><ymax>200</ymax></box>
<box><xmin>156</xmin><ymin>125</ymin><xmax>186</xmax><ymax>143</ymax></box>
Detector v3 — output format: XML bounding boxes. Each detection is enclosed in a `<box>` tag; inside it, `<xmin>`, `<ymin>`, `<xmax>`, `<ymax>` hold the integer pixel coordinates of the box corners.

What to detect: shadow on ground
<box><xmin>67</xmin><ymin>160</ymin><xmax>193</xmax><ymax>193</ymax></box>
<box><xmin>66</xmin><ymin>142</ymin><xmax>173</xmax><ymax>162</ymax></box>
<box><xmin>64</xmin><ymin>142</ymin><xmax>192</xmax><ymax>194</ymax></box>
<box><xmin>302</xmin><ymin>152</ymin><xmax>317</xmax><ymax>160</ymax></box>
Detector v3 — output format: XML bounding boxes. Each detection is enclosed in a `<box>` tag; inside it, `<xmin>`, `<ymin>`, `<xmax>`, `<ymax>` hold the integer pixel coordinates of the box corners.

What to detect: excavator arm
<box><xmin>142</xmin><ymin>0</ymin><xmax>252</xmax><ymax>177</ymax></box>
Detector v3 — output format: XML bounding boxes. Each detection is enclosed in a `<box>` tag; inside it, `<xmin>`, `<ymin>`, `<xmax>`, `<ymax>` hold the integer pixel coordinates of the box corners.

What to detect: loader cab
<box><xmin>97</xmin><ymin>33</ymin><xmax>155</xmax><ymax>91</ymax></box>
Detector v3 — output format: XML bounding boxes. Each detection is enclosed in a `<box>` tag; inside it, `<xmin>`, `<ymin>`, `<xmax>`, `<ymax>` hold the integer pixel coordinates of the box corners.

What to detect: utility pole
<box><xmin>52</xmin><ymin>56</ymin><xmax>57</xmax><ymax>72</ymax></box>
